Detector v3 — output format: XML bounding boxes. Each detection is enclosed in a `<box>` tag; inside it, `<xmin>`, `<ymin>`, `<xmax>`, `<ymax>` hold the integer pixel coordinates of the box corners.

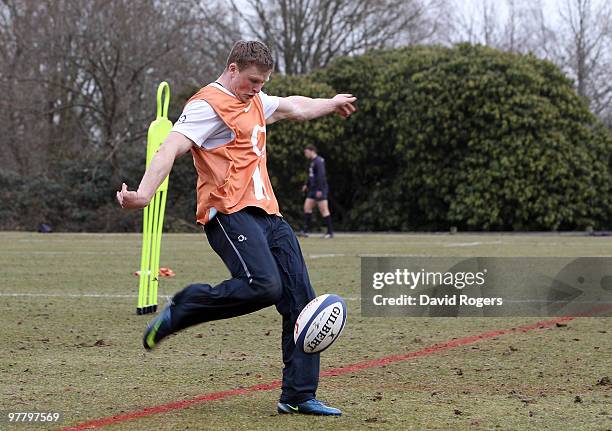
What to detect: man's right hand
<box><xmin>116</xmin><ymin>183</ymin><xmax>150</xmax><ymax>209</ymax></box>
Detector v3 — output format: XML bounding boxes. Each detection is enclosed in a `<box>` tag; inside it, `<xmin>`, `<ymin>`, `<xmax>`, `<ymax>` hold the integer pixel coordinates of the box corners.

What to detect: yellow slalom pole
<box><xmin>138</xmin><ymin>203</ymin><xmax>150</xmax><ymax>311</ymax></box>
<box><xmin>137</xmin><ymin>82</ymin><xmax>172</xmax><ymax>315</ymax></box>
<box><xmin>151</xmin><ymin>188</ymin><xmax>168</xmax><ymax>310</ymax></box>
<box><xmin>147</xmin><ymin>191</ymin><xmax>161</xmax><ymax>311</ymax></box>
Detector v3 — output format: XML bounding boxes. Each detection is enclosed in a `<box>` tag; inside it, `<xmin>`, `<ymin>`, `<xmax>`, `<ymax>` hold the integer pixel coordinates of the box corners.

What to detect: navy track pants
<box><xmin>169</xmin><ymin>207</ymin><xmax>319</xmax><ymax>404</ymax></box>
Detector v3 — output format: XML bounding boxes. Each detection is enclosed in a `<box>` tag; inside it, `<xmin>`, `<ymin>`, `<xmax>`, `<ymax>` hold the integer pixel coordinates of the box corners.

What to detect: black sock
<box><xmin>323</xmin><ymin>215</ymin><xmax>333</xmax><ymax>234</ymax></box>
<box><xmin>303</xmin><ymin>212</ymin><xmax>312</xmax><ymax>232</ymax></box>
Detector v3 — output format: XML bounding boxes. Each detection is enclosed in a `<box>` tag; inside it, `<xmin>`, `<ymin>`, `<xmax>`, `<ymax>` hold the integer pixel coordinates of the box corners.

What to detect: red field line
<box><xmin>55</xmin><ymin>313</ymin><xmax>599</xmax><ymax>431</ymax></box>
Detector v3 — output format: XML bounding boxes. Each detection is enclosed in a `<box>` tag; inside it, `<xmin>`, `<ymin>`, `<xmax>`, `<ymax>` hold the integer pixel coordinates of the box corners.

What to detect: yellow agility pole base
<box><xmin>137</xmin><ymin>82</ymin><xmax>172</xmax><ymax>315</ymax></box>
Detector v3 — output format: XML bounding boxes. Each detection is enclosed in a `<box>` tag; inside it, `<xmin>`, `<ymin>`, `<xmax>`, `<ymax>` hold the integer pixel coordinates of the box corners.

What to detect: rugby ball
<box><xmin>294</xmin><ymin>294</ymin><xmax>347</xmax><ymax>354</ymax></box>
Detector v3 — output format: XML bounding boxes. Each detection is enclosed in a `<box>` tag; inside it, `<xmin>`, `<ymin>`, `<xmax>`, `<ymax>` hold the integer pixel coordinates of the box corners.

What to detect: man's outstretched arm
<box><xmin>116</xmin><ymin>131</ymin><xmax>194</xmax><ymax>209</ymax></box>
<box><xmin>267</xmin><ymin>94</ymin><xmax>356</xmax><ymax>124</ymax></box>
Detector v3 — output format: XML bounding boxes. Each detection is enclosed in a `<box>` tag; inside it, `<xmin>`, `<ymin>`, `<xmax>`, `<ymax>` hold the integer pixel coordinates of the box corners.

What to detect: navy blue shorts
<box><xmin>306</xmin><ymin>188</ymin><xmax>328</xmax><ymax>201</ymax></box>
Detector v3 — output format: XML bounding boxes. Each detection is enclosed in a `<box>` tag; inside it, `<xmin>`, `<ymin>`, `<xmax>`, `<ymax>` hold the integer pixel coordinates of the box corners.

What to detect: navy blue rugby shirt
<box><xmin>307</xmin><ymin>156</ymin><xmax>328</xmax><ymax>192</ymax></box>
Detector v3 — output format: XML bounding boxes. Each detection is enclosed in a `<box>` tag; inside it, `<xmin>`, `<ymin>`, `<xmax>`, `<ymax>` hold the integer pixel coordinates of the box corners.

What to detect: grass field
<box><xmin>1</xmin><ymin>231</ymin><xmax>611</xmax><ymax>430</ymax></box>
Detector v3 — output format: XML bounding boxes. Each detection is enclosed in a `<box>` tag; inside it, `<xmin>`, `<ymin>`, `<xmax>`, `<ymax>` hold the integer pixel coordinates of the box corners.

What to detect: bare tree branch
<box><xmin>229</xmin><ymin>0</ymin><xmax>443</xmax><ymax>74</ymax></box>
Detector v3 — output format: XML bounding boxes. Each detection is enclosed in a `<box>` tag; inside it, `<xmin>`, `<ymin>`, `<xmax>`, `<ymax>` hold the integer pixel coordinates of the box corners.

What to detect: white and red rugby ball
<box><xmin>294</xmin><ymin>294</ymin><xmax>347</xmax><ymax>354</ymax></box>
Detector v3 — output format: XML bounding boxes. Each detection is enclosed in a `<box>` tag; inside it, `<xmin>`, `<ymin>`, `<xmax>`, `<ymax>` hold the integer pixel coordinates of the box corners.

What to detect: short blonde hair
<box><xmin>226</xmin><ymin>40</ymin><xmax>274</xmax><ymax>71</ymax></box>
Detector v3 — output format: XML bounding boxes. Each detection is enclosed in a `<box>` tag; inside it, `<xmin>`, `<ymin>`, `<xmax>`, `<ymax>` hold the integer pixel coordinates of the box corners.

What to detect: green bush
<box><xmin>308</xmin><ymin>44</ymin><xmax>611</xmax><ymax>230</ymax></box>
<box><xmin>2</xmin><ymin>44</ymin><xmax>610</xmax><ymax>232</ymax></box>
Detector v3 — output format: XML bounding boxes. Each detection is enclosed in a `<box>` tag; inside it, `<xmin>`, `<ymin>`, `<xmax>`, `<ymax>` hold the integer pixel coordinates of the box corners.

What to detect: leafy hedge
<box><xmin>1</xmin><ymin>44</ymin><xmax>610</xmax><ymax>231</ymax></box>
<box><xmin>268</xmin><ymin>44</ymin><xmax>612</xmax><ymax>231</ymax></box>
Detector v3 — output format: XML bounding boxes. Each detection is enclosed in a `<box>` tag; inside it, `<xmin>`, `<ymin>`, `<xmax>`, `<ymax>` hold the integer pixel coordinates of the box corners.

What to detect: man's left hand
<box><xmin>332</xmin><ymin>94</ymin><xmax>357</xmax><ymax>118</ymax></box>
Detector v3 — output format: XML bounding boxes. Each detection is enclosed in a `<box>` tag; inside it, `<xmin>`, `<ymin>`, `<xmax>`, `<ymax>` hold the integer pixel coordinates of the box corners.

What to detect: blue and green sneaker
<box><xmin>277</xmin><ymin>399</ymin><xmax>342</xmax><ymax>416</ymax></box>
<box><xmin>142</xmin><ymin>301</ymin><xmax>174</xmax><ymax>350</ymax></box>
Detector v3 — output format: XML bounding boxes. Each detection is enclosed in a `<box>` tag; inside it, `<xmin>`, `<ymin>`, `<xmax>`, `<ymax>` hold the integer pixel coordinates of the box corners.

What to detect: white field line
<box><xmin>307</xmin><ymin>253</ymin><xmax>435</xmax><ymax>259</ymax></box>
<box><xmin>2</xmin><ymin>240</ymin><xmax>509</xmax><ymax>256</ymax></box>
<box><xmin>1</xmin><ymin>292</ymin><xmax>576</xmax><ymax>305</ymax></box>
<box><xmin>1</xmin><ymin>252</ymin><xmax>430</xmax><ymax>258</ymax></box>
<box><xmin>358</xmin><ymin>254</ymin><xmax>433</xmax><ymax>257</ymax></box>
<box><xmin>4</xmin><ymin>292</ymin><xmax>596</xmax><ymax>306</ymax></box>
<box><xmin>0</xmin><ymin>251</ymin><xmax>134</xmax><ymax>255</ymax></box>
<box><xmin>0</xmin><ymin>291</ymin><xmax>361</xmax><ymax>301</ymax></box>
<box><xmin>445</xmin><ymin>241</ymin><xmax>503</xmax><ymax>247</ymax></box>
<box><xmin>0</xmin><ymin>292</ymin><xmax>170</xmax><ymax>299</ymax></box>
<box><xmin>307</xmin><ymin>253</ymin><xmax>348</xmax><ymax>259</ymax></box>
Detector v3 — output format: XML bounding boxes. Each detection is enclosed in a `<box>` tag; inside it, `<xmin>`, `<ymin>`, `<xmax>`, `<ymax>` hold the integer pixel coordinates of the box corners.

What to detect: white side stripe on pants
<box><xmin>216</xmin><ymin>217</ymin><xmax>253</xmax><ymax>284</ymax></box>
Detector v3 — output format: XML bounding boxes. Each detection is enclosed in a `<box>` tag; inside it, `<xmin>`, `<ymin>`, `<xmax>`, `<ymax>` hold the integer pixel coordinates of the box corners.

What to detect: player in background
<box><xmin>116</xmin><ymin>41</ymin><xmax>356</xmax><ymax>416</ymax></box>
<box><xmin>299</xmin><ymin>144</ymin><xmax>333</xmax><ymax>238</ymax></box>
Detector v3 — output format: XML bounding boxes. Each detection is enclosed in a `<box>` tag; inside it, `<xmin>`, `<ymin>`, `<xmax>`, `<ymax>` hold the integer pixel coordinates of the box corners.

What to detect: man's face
<box><xmin>228</xmin><ymin>63</ymin><xmax>271</xmax><ymax>103</ymax></box>
<box><xmin>304</xmin><ymin>149</ymin><xmax>314</xmax><ymax>159</ymax></box>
